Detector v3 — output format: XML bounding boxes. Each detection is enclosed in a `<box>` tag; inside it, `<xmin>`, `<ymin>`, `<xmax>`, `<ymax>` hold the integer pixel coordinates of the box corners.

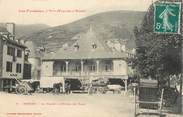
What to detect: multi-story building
<box><xmin>42</xmin><ymin>27</ymin><xmax>129</xmax><ymax>92</ymax></box>
<box><xmin>25</xmin><ymin>41</ymin><xmax>43</xmax><ymax>80</ymax></box>
<box><xmin>0</xmin><ymin>23</ymin><xmax>28</xmax><ymax>91</ymax></box>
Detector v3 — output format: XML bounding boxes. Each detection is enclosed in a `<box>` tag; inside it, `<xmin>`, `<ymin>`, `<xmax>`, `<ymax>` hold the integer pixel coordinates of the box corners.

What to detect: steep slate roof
<box><xmin>43</xmin><ymin>27</ymin><xmax>127</xmax><ymax>60</ymax></box>
<box><xmin>5</xmin><ymin>38</ymin><xmax>27</xmax><ymax>48</ymax></box>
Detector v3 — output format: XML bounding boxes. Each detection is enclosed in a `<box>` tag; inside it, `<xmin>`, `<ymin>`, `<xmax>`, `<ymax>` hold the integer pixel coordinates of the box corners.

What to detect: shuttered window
<box><xmin>17</xmin><ymin>49</ymin><xmax>22</xmax><ymax>58</ymax></box>
<box><xmin>16</xmin><ymin>63</ymin><xmax>21</xmax><ymax>73</ymax></box>
<box><xmin>6</xmin><ymin>62</ymin><xmax>12</xmax><ymax>72</ymax></box>
<box><xmin>7</xmin><ymin>46</ymin><xmax>15</xmax><ymax>56</ymax></box>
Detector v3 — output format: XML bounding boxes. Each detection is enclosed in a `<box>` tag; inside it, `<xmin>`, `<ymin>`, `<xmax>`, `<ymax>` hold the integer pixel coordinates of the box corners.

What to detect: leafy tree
<box><xmin>134</xmin><ymin>0</ymin><xmax>181</xmax><ymax>81</ymax></box>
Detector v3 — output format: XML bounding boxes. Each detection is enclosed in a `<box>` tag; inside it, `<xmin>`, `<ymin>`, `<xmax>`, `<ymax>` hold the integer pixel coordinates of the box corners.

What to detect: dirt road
<box><xmin>0</xmin><ymin>92</ymin><xmax>181</xmax><ymax>117</ymax></box>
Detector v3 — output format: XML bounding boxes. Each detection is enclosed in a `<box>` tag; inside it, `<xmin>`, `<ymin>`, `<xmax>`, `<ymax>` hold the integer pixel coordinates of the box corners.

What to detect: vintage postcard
<box><xmin>0</xmin><ymin>0</ymin><xmax>182</xmax><ymax>117</ymax></box>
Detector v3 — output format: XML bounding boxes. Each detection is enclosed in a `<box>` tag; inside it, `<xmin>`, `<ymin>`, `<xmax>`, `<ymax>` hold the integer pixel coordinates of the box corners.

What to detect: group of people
<box><xmin>65</xmin><ymin>82</ymin><xmax>71</xmax><ymax>94</ymax></box>
<box><xmin>53</xmin><ymin>81</ymin><xmax>71</xmax><ymax>94</ymax></box>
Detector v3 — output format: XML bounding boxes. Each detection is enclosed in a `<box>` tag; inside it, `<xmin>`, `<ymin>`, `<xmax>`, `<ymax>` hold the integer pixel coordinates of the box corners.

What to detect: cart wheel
<box><xmin>92</xmin><ymin>87</ymin><xmax>97</xmax><ymax>94</ymax></box>
<box><xmin>102</xmin><ymin>88</ymin><xmax>108</xmax><ymax>94</ymax></box>
<box><xmin>98</xmin><ymin>87</ymin><xmax>107</xmax><ymax>94</ymax></box>
<box><xmin>16</xmin><ymin>85</ymin><xmax>28</xmax><ymax>95</ymax></box>
<box><xmin>98</xmin><ymin>87</ymin><xmax>103</xmax><ymax>94</ymax></box>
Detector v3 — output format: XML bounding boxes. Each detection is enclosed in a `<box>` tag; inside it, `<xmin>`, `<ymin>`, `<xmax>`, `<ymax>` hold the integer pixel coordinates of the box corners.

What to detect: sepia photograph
<box><xmin>0</xmin><ymin>0</ymin><xmax>182</xmax><ymax>117</ymax></box>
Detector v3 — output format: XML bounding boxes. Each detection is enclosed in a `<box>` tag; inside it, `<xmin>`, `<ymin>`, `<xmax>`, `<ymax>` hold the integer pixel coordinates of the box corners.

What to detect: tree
<box><xmin>134</xmin><ymin>0</ymin><xmax>181</xmax><ymax>81</ymax></box>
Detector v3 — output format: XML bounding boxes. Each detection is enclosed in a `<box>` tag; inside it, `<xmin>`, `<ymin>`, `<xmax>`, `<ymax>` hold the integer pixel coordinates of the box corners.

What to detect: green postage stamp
<box><xmin>154</xmin><ymin>2</ymin><xmax>181</xmax><ymax>34</ymax></box>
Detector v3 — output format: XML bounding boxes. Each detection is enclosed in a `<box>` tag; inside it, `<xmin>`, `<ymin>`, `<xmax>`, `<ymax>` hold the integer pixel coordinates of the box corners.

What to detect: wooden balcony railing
<box><xmin>53</xmin><ymin>71</ymin><xmax>119</xmax><ymax>77</ymax></box>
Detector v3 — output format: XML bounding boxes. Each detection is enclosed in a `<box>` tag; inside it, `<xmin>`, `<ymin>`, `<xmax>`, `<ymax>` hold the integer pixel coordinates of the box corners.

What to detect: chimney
<box><xmin>6</xmin><ymin>23</ymin><xmax>15</xmax><ymax>40</ymax></box>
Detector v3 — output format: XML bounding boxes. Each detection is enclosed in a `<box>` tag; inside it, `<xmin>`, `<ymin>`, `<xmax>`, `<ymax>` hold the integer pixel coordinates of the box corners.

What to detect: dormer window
<box><xmin>74</xmin><ymin>43</ymin><xmax>79</xmax><ymax>51</ymax></box>
<box><xmin>25</xmin><ymin>49</ymin><xmax>30</xmax><ymax>56</ymax></box>
<box><xmin>92</xmin><ymin>43</ymin><xmax>97</xmax><ymax>49</ymax></box>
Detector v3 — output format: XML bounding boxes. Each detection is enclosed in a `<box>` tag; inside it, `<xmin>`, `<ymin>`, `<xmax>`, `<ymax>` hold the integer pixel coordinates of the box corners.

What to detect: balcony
<box><xmin>53</xmin><ymin>71</ymin><xmax>125</xmax><ymax>77</ymax></box>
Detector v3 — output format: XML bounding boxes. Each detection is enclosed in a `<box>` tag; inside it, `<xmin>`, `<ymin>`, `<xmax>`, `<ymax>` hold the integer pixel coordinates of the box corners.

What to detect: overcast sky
<box><xmin>0</xmin><ymin>0</ymin><xmax>157</xmax><ymax>26</ymax></box>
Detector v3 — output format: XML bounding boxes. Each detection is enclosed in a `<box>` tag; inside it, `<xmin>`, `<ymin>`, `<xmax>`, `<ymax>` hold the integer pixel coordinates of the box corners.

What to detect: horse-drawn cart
<box><xmin>88</xmin><ymin>78</ymin><xmax>108</xmax><ymax>94</ymax></box>
<box><xmin>12</xmin><ymin>78</ymin><xmax>34</xmax><ymax>95</ymax></box>
<box><xmin>134</xmin><ymin>79</ymin><xmax>164</xmax><ymax>117</ymax></box>
<box><xmin>88</xmin><ymin>78</ymin><xmax>124</xmax><ymax>94</ymax></box>
<box><xmin>39</xmin><ymin>77</ymin><xmax>64</xmax><ymax>93</ymax></box>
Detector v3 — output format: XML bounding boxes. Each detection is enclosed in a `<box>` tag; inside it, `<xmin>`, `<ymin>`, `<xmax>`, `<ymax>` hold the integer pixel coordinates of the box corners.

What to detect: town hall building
<box><xmin>42</xmin><ymin>27</ymin><xmax>129</xmax><ymax>92</ymax></box>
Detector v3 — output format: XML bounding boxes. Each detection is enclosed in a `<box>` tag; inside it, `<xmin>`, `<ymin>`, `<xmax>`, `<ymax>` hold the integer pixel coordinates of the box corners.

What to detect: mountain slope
<box><xmin>15</xmin><ymin>24</ymin><xmax>50</xmax><ymax>39</ymax></box>
<box><xmin>19</xmin><ymin>10</ymin><xmax>145</xmax><ymax>52</ymax></box>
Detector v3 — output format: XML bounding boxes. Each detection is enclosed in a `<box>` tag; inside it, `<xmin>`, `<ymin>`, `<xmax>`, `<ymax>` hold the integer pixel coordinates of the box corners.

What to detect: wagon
<box><xmin>13</xmin><ymin>78</ymin><xmax>34</xmax><ymax>95</ymax></box>
<box><xmin>88</xmin><ymin>78</ymin><xmax>124</xmax><ymax>94</ymax></box>
<box><xmin>88</xmin><ymin>78</ymin><xmax>108</xmax><ymax>94</ymax></box>
<box><xmin>39</xmin><ymin>77</ymin><xmax>64</xmax><ymax>93</ymax></box>
<box><xmin>134</xmin><ymin>79</ymin><xmax>164</xmax><ymax>117</ymax></box>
